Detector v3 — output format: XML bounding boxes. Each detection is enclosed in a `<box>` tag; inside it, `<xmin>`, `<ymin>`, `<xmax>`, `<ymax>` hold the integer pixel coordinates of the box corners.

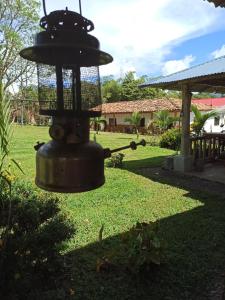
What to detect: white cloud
<box><xmin>211</xmin><ymin>45</ymin><xmax>225</xmax><ymax>58</ymax></box>
<box><xmin>44</xmin><ymin>0</ymin><xmax>225</xmax><ymax>77</ymax></box>
<box><xmin>162</xmin><ymin>55</ymin><xmax>196</xmax><ymax>75</ymax></box>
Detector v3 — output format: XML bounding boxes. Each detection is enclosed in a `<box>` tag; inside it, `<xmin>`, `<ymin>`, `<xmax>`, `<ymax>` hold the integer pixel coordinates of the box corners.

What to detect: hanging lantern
<box><xmin>20</xmin><ymin>4</ymin><xmax>146</xmax><ymax>193</ymax></box>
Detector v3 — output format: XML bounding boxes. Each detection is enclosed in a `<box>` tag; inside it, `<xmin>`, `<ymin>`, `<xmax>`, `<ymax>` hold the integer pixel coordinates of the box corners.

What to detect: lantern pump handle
<box><xmin>103</xmin><ymin>139</ymin><xmax>146</xmax><ymax>159</ymax></box>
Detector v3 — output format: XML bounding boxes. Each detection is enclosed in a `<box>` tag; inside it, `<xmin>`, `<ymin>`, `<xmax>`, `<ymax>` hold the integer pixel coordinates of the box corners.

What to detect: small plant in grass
<box><xmin>122</xmin><ymin>221</ymin><xmax>164</xmax><ymax>274</ymax></box>
<box><xmin>96</xmin><ymin>221</ymin><xmax>164</xmax><ymax>276</ymax></box>
<box><xmin>147</xmin><ymin>135</ymin><xmax>160</xmax><ymax>146</ymax></box>
<box><xmin>105</xmin><ymin>153</ymin><xmax>125</xmax><ymax>168</ymax></box>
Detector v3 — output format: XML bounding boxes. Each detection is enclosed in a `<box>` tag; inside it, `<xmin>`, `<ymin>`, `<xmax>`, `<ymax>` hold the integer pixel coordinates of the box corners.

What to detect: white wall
<box><xmin>103</xmin><ymin>110</ymin><xmax>225</xmax><ymax>133</ymax></box>
<box><xmin>203</xmin><ymin>112</ymin><xmax>225</xmax><ymax>133</ymax></box>
<box><xmin>103</xmin><ymin>111</ymin><xmax>178</xmax><ymax>127</ymax></box>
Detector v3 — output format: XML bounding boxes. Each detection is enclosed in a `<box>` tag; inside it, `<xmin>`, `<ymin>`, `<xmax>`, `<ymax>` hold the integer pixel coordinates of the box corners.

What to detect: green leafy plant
<box><xmin>96</xmin><ymin>221</ymin><xmax>164</xmax><ymax>276</ymax></box>
<box><xmin>106</xmin><ymin>153</ymin><xmax>125</xmax><ymax>168</ymax></box>
<box><xmin>0</xmin><ymin>85</ymin><xmax>24</xmax><ymax>188</ymax></box>
<box><xmin>122</xmin><ymin>222</ymin><xmax>164</xmax><ymax>274</ymax></box>
<box><xmin>0</xmin><ymin>181</ymin><xmax>76</xmax><ymax>299</ymax></box>
<box><xmin>0</xmin><ymin>86</ymin><xmax>12</xmax><ymax>183</ymax></box>
<box><xmin>160</xmin><ymin>128</ymin><xmax>181</xmax><ymax>150</ymax></box>
<box><xmin>153</xmin><ymin>110</ymin><xmax>179</xmax><ymax>133</ymax></box>
<box><xmin>124</xmin><ymin>111</ymin><xmax>142</xmax><ymax>139</ymax></box>
<box><xmin>147</xmin><ymin>135</ymin><xmax>160</xmax><ymax>146</ymax></box>
<box><xmin>191</xmin><ymin>104</ymin><xmax>217</xmax><ymax>136</ymax></box>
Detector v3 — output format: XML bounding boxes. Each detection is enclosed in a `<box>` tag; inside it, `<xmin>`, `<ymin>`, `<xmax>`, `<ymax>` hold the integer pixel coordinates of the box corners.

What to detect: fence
<box><xmin>190</xmin><ymin>133</ymin><xmax>225</xmax><ymax>161</ymax></box>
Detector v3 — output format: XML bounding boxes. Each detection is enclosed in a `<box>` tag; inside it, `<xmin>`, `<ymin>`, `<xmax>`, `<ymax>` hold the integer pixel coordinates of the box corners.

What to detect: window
<box><xmin>214</xmin><ymin>116</ymin><xmax>220</xmax><ymax>126</ymax></box>
<box><xmin>140</xmin><ymin>118</ymin><xmax>145</xmax><ymax>127</ymax></box>
<box><xmin>109</xmin><ymin>118</ymin><xmax>117</xmax><ymax>126</ymax></box>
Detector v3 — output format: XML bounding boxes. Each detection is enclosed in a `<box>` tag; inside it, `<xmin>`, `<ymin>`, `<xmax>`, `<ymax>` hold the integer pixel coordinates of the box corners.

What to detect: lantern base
<box><xmin>35</xmin><ymin>177</ymin><xmax>105</xmax><ymax>193</ymax></box>
<box><xmin>35</xmin><ymin>140</ymin><xmax>105</xmax><ymax>193</ymax></box>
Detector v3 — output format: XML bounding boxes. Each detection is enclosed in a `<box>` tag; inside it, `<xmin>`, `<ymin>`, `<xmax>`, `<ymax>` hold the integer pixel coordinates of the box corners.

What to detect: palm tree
<box><xmin>90</xmin><ymin>117</ymin><xmax>106</xmax><ymax>134</ymax></box>
<box><xmin>191</xmin><ymin>105</ymin><xmax>218</xmax><ymax>136</ymax></box>
<box><xmin>124</xmin><ymin>111</ymin><xmax>142</xmax><ymax>139</ymax></box>
<box><xmin>153</xmin><ymin>110</ymin><xmax>178</xmax><ymax>133</ymax></box>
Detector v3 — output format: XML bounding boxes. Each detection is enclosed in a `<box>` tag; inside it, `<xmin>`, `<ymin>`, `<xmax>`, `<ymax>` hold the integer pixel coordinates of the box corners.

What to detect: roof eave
<box><xmin>140</xmin><ymin>73</ymin><xmax>225</xmax><ymax>93</ymax></box>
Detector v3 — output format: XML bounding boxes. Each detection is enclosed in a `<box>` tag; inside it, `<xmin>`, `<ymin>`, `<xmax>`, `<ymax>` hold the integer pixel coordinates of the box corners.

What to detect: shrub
<box><xmin>159</xmin><ymin>128</ymin><xmax>181</xmax><ymax>150</ymax></box>
<box><xmin>105</xmin><ymin>153</ymin><xmax>125</xmax><ymax>168</ymax></box>
<box><xmin>147</xmin><ymin>135</ymin><xmax>160</xmax><ymax>146</ymax></box>
<box><xmin>0</xmin><ymin>181</ymin><xmax>76</xmax><ymax>299</ymax></box>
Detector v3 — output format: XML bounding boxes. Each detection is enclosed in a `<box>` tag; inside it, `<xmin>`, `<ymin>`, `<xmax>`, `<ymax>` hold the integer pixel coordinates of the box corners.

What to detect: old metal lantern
<box><xmin>20</xmin><ymin>2</ymin><xmax>146</xmax><ymax>193</ymax></box>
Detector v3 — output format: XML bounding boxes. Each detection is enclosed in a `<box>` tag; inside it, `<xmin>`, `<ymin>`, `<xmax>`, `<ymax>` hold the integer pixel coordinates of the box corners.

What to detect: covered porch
<box><xmin>141</xmin><ymin>55</ymin><xmax>225</xmax><ymax>180</ymax></box>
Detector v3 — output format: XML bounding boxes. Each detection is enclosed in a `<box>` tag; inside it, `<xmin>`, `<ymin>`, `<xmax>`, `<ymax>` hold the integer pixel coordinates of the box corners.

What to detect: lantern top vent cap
<box><xmin>40</xmin><ymin>9</ymin><xmax>94</xmax><ymax>33</ymax></box>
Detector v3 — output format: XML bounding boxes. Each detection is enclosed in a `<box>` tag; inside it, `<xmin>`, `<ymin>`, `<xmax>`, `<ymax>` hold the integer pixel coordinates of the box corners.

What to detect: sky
<box><xmin>41</xmin><ymin>0</ymin><xmax>225</xmax><ymax>79</ymax></box>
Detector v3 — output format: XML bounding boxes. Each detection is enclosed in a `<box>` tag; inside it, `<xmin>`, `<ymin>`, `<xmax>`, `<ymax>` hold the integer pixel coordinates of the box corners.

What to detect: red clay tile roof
<box><xmin>192</xmin><ymin>97</ymin><xmax>225</xmax><ymax>107</ymax></box>
<box><xmin>97</xmin><ymin>99</ymin><xmax>210</xmax><ymax>114</ymax></box>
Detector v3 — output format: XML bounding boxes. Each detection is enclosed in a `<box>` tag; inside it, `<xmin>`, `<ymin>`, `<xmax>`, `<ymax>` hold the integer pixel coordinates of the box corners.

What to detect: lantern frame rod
<box><xmin>56</xmin><ymin>66</ymin><xmax>64</xmax><ymax>111</ymax></box>
<box><xmin>42</xmin><ymin>0</ymin><xmax>47</xmax><ymax>16</ymax></box>
<box><xmin>79</xmin><ymin>0</ymin><xmax>82</xmax><ymax>15</ymax></box>
<box><xmin>75</xmin><ymin>66</ymin><xmax>82</xmax><ymax>113</ymax></box>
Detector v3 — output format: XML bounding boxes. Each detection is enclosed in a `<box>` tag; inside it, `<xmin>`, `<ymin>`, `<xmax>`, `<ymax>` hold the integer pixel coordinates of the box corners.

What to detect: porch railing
<box><xmin>190</xmin><ymin>133</ymin><xmax>225</xmax><ymax>161</ymax></box>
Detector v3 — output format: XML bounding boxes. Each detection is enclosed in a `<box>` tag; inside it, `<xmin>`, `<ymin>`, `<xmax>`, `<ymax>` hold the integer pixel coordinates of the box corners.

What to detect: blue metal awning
<box><xmin>140</xmin><ymin>56</ymin><xmax>225</xmax><ymax>93</ymax></box>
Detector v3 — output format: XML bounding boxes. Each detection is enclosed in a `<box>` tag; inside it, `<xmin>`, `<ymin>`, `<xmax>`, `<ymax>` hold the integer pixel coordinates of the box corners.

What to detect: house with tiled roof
<box><xmin>192</xmin><ymin>97</ymin><xmax>225</xmax><ymax>132</ymax></box>
<box><xmin>97</xmin><ymin>99</ymin><xmax>210</xmax><ymax>133</ymax></box>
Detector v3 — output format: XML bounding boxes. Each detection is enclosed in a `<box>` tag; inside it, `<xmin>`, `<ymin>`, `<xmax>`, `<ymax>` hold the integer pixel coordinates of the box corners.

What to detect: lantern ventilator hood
<box><xmin>20</xmin><ymin>6</ymin><xmax>146</xmax><ymax>193</ymax></box>
<box><xmin>20</xmin><ymin>8</ymin><xmax>113</xmax><ymax>67</ymax></box>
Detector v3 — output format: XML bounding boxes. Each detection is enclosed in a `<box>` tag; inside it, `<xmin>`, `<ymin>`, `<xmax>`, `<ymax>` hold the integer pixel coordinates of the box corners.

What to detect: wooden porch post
<box><xmin>173</xmin><ymin>84</ymin><xmax>193</xmax><ymax>172</ymax></box>
<box><xmin>181</xmin><ymin>84</ymin><xmax>192</xmax><ymax>156</ymax></box>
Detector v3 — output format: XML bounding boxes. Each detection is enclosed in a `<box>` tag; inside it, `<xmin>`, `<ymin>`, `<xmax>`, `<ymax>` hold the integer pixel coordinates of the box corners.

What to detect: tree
<box><xmin>124</xmin><ymin>111</ymin><xmax>142</xmax><ymax>139</ymax></box>
<box><xmin>165</xmin><ymin>90</ymin><xmax>182</xmax><ymax>99</ymax></box>
<box><xmin>101</xmin><ymin>78</ymin><xmax>122</xmax><ymax>103</ymax></box>
<box><xmin>121</xmin><ymin>72</ymin><xmax>141</xmax><ymax>101</ymax></box>
<box><xmin>121</xmin><ymin>72</ymin><xmax>166</xmax><ymax>101</ymax></box>
<box><xmin>14</xmin><ymin>84</ymin><xmax>38</xmax><ymax>103</ymax></box>
<box><xmin>153</xmin><ymin>110</ymin><xmax>179</xmax><ymax>133</ymax></box>
<box><xmin>0</xmin><ymin>0</ymin><xmax>40</xmax><ymax>92</ymax></box>
<box><xmin>101</xmin><ymin>72</ymin><xmax>167</xmax><ymax>103</ymax></box>
<box><xmin>192</xmin><ymin>92</ymin><xmax>217</xmax><ymax>99</ymax></box>
<box><xmin>138</xmin><ymin>75</ymin><xmax>166</xmax><ymax>99</ymax></box>
<box><xmin>191</xmin><ymin>105</ymin><xmax>218</xmax><ymax>136</ymax></box>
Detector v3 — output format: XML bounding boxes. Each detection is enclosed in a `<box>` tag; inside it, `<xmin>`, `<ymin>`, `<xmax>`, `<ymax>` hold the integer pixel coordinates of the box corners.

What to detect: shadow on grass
<box><xmin>123</xmin><ymin>156</ymin><xmax>168</xmax><ymax>170</ymax></box>
<box><xmin>66</xmin><ymin>164</ymin><xmax>225</xmax><ymax>300</ymax></box>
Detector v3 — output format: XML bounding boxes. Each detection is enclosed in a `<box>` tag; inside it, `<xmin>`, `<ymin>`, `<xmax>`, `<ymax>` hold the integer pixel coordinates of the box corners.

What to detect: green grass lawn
<box><xmin>10</xmin><ymin>126</ymin><xmax>225</xmax><ymax>299</ymax></box>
